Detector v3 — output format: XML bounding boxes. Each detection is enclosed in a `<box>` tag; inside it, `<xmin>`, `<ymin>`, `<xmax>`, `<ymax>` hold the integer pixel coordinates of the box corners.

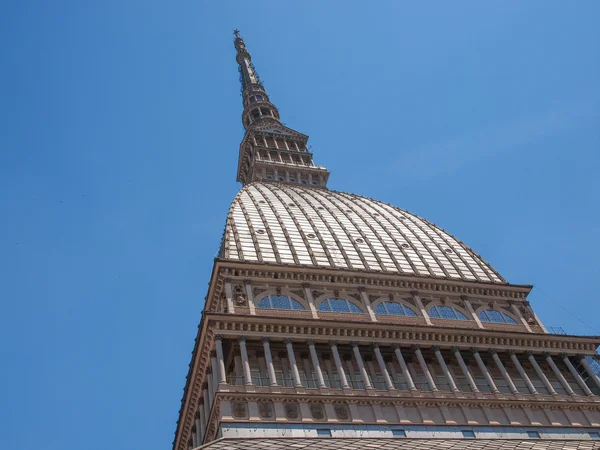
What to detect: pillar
<box><xmin>198</xmin><ymin>405</ymin><xmax>205</xmax><ymax>442</ymax></box>
<box><xmin>224</xmin><ymin>278</ymin><xmax>235</xmax><ymax>314</ymax></box>
<box><xmin>261</xmin><ymin>337</ymin><xmax>278</xmax><ymax>386</ymax></box>
<box><xmin>490</xmin><ymin>349</ymin><xmax>518</xmax><ymax>394</ymax></box>
<box><xmin>330</xmin><ymin>341</ymin><xmax>350</xmax><ymax>389</ymax></box>
<box><xmin>527</xmin><ymin>352</ymin><xmax>556</xmax><ymax>395</ymax></box>
<box><xmin>411</xmin><ymin>292</ymin><xmax>432</xmax><ymax>325</ymax></box>
<box><xmin>462</xmin><ymin>298</ymin><xmax>483</xmax><ymax>329</ymax></box>
<box><xmin>472</xmin><ymin>348</ymin><xmax>499</xmax><ymax>393</ymax></box>
<box><xmin>579</xmin><ymin>356</ymin><xmax>600</xmax><ymax>390</ymax></box>
<box><xmin>202</xmin><ymin>383</ymin><xmax>210</xmax><ymax>422</ymax></box>
<box><xmin>393</xmin><ymin>344</ymin><xmax>417</xmax><ymax>391</ymax></box>
<box><xmin>214</xmin><ymin>335</ymin><xmax>227</xmax><ymax>385</ymax></box>
<box><xmin>351</xmin><ymin>342</ymin><xmax>373</xmax><ymax>389</ymax></box>
<box><xmin>284</xmin><ymin>338</ymin><xmax>303</xmax><ymax>387</ymax></box>
<box><xmin>510</xmin><ymin>302</ymin><xmax>532</xmax><ymax>332</ymax></box>
<box><xmin>238</xmin><ymin>336</ymin><xmax>253</xmax><ymax>385</ymax></box>
<box><xmin>243</xmin><ymin>279</ymin><xmax>256</xmax><ymax>315</ymax></box>
<box><xmin>563</xmin><ymin>355</ymin><xmax>593</xmax><ymax>396</ymax></box>
<box><xmin>373</xmin><ymin>344</ymin><xmax>395</xmax><ymax>390</ymax></box>
<box><xmin>195</xmin><ymin>412</ymin><xmax>202</xmax><ymax>445</ymax></box>
<box><xmin>412</xmin><ymin>345</ymin><xmax>438</xmax><ymax>391</ymax></box>
<box><xmin>302</xmin><ymin>283</ymin><xmax>319</xmax><ymax>319</ymax></box>
<box><xmin>545</xmin><ymin>353</ymin><xmax>575</xmax><ymax>396</ymax></box>
<box><xmin>432</xmin><ymin>345</ymin><xmax>459</xmax><ymax>392</ymax></box>
<box><xmin>509</xmin><ymin>352</ymin><xmax>538</xmax><ymax>395</ymax></box>
<box><xmin>358</xmin><ymin>287</ymin><xmax>377</xmax><ymax>322</ymax></box>
<box><xmin>453</xmin><ymin>347</ymin><xmax>479</xmax><ymax>393</ymax></box>
<box><xmin>308</xmin><ymin>340</ymin><xmax>326</xmax><ymax>388</ymax></box>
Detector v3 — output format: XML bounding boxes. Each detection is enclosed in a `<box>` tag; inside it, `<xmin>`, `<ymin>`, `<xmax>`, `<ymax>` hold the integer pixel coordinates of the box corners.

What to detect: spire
<box><xmin>232</xmin><ymin>31</ymin><xmax>330</xmax><ymax>188</ymax></box>
<box><xmin>233</xmin><ymin>30</ymin><xmax>281</xmax><ymax>130</ymax></box>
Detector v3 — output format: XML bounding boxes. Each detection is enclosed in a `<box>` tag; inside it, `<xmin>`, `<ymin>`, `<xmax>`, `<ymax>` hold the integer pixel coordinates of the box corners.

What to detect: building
<box><xmin>172</xmin><ymin>31</ymin><xmax>600</xmax><ymax>450</ymax></box>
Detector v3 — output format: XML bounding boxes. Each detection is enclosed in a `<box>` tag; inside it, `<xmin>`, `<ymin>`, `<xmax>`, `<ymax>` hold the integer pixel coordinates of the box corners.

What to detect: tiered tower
<box><xmin>173</xmin><ymin>32</ymin><xmax>600</xmax><ymax>450</ymax></box>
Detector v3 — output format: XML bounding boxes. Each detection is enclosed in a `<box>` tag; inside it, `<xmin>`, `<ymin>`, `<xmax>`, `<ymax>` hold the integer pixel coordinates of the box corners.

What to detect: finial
<box><xmin>233</xmin><ymin>29</ymin><xmax>241</xmax><ymax>38</ymax></box>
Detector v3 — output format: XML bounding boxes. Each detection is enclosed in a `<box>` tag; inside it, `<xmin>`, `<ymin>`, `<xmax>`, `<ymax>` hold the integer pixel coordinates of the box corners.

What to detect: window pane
<box><xmin>347</xmin><ymin>302</ymin><xmax>362</xmax><ymax>313</ymax></box>
<box><xmin>318</xmin><ymin>300</ymin><xmax>331</xmax><ymax>312</ymax></box>
<box><xmin>487</xmin><ymin>310</ymin><xmax>504</xmax><ymax>323</ymax></box>
<box><xmin>454</xmin><ymin>309</ymin><xmax>469</xmax><ymax>320</ymax></box>
<box><xmin>375</xmin><ymin>303</ymin><xmax>388</xmax><ymax>315</ymax></box>
<box><xmin>479</xmin><ymin>311</ymin><xmax>491</xmax><ymax>322</ymax></box>
<box><xmin>404</xmin><ymin>305</ymin><xmax>417</xmax><ymax>316</ymax></box>
<box><xmin>257</xmin><ymin>297</ymin><xmax>271</xmax><ymax>308</ymax></box>
<box><xmin>429</xmin><ymin>307</ymin><xmax>440</xmax><ymax>318</ymax></box>
<box><xmin>271</xmin><ymin>295</ymin><xmax>291</xmax><ymax>309</ymax></box>
<box><xmin>438</xmin><ymin>306</ymin><xmax>456</xmax><ymax>320</ymax></box>
<box><xmin>386</xmin><ymin>302</ymin><xmax>405</xmax><ymax>316</ymax></box>
<box><xmin>290</xmin><ymin>299</ymin><xmax>305</xmax><ymax>310</ymax></box>
<box><xmin>329</xmin><ymin>298</ymin><xmax>350</xmax><ymax>313</ymax></box>
<box><xmin>503</xmin><ymin>313</ymin><xmax>518</xmax><ymax>324</ymax></box>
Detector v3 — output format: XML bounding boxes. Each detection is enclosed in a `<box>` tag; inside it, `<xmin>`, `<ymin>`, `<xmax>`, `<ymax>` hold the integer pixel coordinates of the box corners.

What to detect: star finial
<box><xmin>233</xmin><ymin>29</ymin><xmax>240</xmax><ymax>38</ymax></box>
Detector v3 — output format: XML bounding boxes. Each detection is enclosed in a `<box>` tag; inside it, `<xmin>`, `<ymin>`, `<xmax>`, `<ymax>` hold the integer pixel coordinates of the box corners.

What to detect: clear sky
<box><xmin>1</xmin><ymin>2</ymin><xmax>599</xmax><ymax>449</ymax></box>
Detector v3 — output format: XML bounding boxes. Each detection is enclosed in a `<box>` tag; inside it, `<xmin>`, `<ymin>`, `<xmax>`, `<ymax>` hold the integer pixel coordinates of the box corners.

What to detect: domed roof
<box><xmin>221</xmin><ymin>183</ymin><xmax>505</xmax><ymax>284</ymax></box>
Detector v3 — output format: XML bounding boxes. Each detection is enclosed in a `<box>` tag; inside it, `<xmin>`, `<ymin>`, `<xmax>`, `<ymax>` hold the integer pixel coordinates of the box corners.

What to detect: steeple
<box><xmin>233</xmin><ymin>31</ymin><xmax>330</xmax><ymax>187</ymax></box>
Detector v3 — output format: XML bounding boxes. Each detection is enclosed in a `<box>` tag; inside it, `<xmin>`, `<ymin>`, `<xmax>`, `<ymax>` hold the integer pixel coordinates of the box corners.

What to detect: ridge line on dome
<box><xmin>254</xmin><ymin>183</ymin><xmax>318</xmax><ymax>266</ymax></box>
<box><xmin>234</xmin><ymin>195</ymin><xmax>264</xmax><ymax>262</ymax></box>
<box><xmin>243</xmin><ymin>185</ymin><xmax>283</xmax><ymax>264</ymax></box>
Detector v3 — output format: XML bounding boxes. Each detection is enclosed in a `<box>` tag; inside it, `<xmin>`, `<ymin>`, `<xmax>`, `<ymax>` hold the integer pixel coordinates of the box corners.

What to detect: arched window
<box><xmin>375</xmin><ymin>301</ymin><xmax>417</xmax><ymax>317</ymax></box>
<box><xmin>318</xmin><ymin>298</ymin><xmax>363</xmax><ymax>314</ymax></box>
<box><xmin>479</xmin><ymin>309</ymin><xmax>518</xmax><ymax>324</ymax></box>
<box><xmin>257</xmin><ymin>295</ymin><xmax>305</xmax><ymax>311</ymax></box>
<box><xmin>428</xmin><ymin>305</ymin><xmax>469</xmax><ymax>321</ymax></box>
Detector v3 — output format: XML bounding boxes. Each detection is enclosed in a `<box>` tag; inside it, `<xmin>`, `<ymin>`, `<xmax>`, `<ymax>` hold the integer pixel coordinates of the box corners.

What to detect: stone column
<box><xmin>472</xmin><ymin>349</ymin><xmax>499</xmax><ymax>393</ymax></box>
<box><xmin>411</xmin><ymin>292</ymin><xmax>432</xmax><ymax>325</ymax></box>
<box><xmin>373</xmin><ymin>344</ymin><xmax>395</xmax><ymax>390</ymax></box>
<box><xmin>527</xmin><ymin>352</ymin><xmax>556</xmax><ymax>395</ymax></box>
<box><xmin>195</xmin><ymin>412</ymin><xmax>202</xmax><ymax>446</ymax></box>
<box><xmin>453</xmin><ymin>347</ymin><xmax>479</xmax><ymax>393</ymax></box>
<box><xmin>209</xmin><ymin>356</ymin><xmax>218</xmax><ymax>395</ymax></box>
<box><xmin>261</xmin><ymin>337</ymin><xmax>278</xmax><ymax>386</ymax></box>
<box><xmin>358</xmin><ymin>287</ymin><xmax>377</xmax><ymax>322</ymax></box>
<box><xmin>392</xmin><ymin>344</ymin><xmax>417</xmax><ymax>391</ymax></box>
<box><xmin>303</xmin><ymin>283</ymin><xmax>319</xmax><ymax>319</ymax></box>
<box><xmin>563</xmin><ymin>355</ymin><xmax>593</xmax><ymax>396</ymax></box>
<box><xmin>284</xmin><ymin>338</ymin><xmax>303</xmax><ymax>387</ymax></box>
<box><xmin>192</xmin><ymin>428</ymin><xmax>197</xmax><ymax>448</ymax></box>
<box><xmin>412</xmin><ymin>345</ymin><xmax>438</xmax><ymax>391</ymax></box>
<box><xmin>243</xmin><ymin>279</ymin><xmax>256</xmax><ymax>315</ymax></box>
<box><xmin>433</xmin><ymin>345</ymin><xmax>459</xmax><ymax>392</ymax></box>
<box><xmin>198</xmin><ymin>406</ymin><xmax>205</xmax><ymax>442</ymax></box>
<box><xmin>330</xmin><ymin>341</ymin><xmax>350</xmax><ymax>389</ymax></box>
<box><xmin>462</xmin><ymin>298</ymin><xmax>483</xmax><ymax>329</ymax></box>
<box><xmin>237</xmin><ymin>336</ymin><xmax>253</xmax><ymax>386</ymax></box>
<box><xmin>545</xmin><ymin>353</ymin><xmax>575</xmax><ymax>396</ymax></box>
<box><xmin>308</xmin><ymin>340</ymin><xmax>326</xmax><ymax>388</ymax></box>
<box><xmin>490</xmin><ymin>349</ymin><xmax>518</xmax><ymax>394</ymax></box>
<box><xmin>224</xmin><ymin>278</ymin><xmax>235</xmax><ymax>314</ymax></box>
<box><xmin>509</xmin><ymin>352</ymin><xmax>538</xmax><ymax>395</ymax></box>
<box><xmin>579</xmin><ymin>356</ymin><xmax>600</xmax><ymax>390</ymax></box>
<box><xmin>214</xmin><ymin>335</ymin><xmax>227</xmax><ymax>385</ymax></box>
<box><xmin>510</xmin><ymin>302</ymin><xmax>532</xmax><ymax>332</ymax></box>
<box><xmin>202</xmin><ymin>383</ymin><xmax>210</xmax><ymax>421</ymax></box>
<box><xmin>351</xmin><ymin>342</ymin><xmax>373</xmax><ymax>389</ymax></box>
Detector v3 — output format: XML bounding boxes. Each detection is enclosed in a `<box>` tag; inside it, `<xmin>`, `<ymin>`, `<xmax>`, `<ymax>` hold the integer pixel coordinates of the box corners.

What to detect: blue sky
<box><xmin>1</xmin><ymin>2</ymin><xmax>599</xmax><ymax>449</ymax></box>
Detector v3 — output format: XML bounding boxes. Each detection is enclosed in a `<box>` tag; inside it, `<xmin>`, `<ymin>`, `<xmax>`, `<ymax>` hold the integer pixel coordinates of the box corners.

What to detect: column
<box><xmin>527</xmin><ymin>352</ymin><xmax>556</xmax><ymax>395</ymax></box>
<box><xmin>261</xmin><ymin>337</ymin><xmax>278</xmax><ymax>386</ymax></box>
<box><xmin>202</xmin><ymin>383</ymin><xmax>211</xmax><ymax>421</ymax></box>
<box><xmin>545</xmin><ymin>353</ymin><xmax>575</xmax><ymax>396</ymax></box>
<box><xmin>411</xmin><ymin>292</ymin><xmax>432</xmax><ymax>325</ymax></box>
<box><xmin>452</xmin><ymin>347</ymin><xmax>479</xmax><ymax>393</ymax></box>
<box><xmin>432</xmin><ymin>346</ymin><xmax>459</xmax><ymax>392</ymax></box>
<box><xmin>238</xmin><ymin>336</ymin><xmax>253</xmax><ymax>385</ymax></box>
<box><xmin>351</xmin><ymin>342</ymin><xmax>373</xmax><ymax>389</ymax></box>
<box><xmin>509</xmin><ymin>352</ymin><xmax>538</xmax><ymax>395</ymax></box>
<box><xmin>198</xmin><ymin>406</ymin><xmax>205</xmax><ymax>442</ymax></box>
<box><xmin>243</xmin><ymin>279</ymin><xmax>256</xmax><ymax>315</ymax></box>
<box><xmin>330</xmin><ymin>341</ymin><xmax>350</xmax><ymax>389</ymax></box>
<box><xmin>302</xmin><ymin>283</ymin><xmax>319</xmax><ymax>319</ymax></box>
<box><xmin>224</xmin><ymin>278</ymin><xmax>235</xmax><ymax>314</ymax></box>
<box><xmin>563</xmin><ymin>355</ymin><xmax>593</xmax><ymax>396</ymax></box>
<box><xmin>412</xmin><ymin>345</ymin><xmax>438</xmax><ymax>391</ymax></box>
<box><xmin>510</xmin><ymin>302</ymin><xmax>532</xmax><ymax>332</ymax></box>
<box><xmin>322</xmin><ymin>356</ymin><xmax>335</xmax><ymax>387</ymax></box>
<box><xmin>393</xmin><ymin>344</ymin><xmax>417</xmax><ymax>391</ymax></box>
<box><xmin>462</xmin><ymin>298</ymin><xmax>483</xmax><ymax>329</ymax></box>
<box><xmin>308</xmin><ymin>340</ymin><xmax>327</xmax><ymax>388</ymax></box>
<box><xmin>373</xmin><ymin>344</ymin><xmax>395</xmax><ymax>390</ymax></box>
<box><xmin>214</xmin><ymin>335</ymin><xmax>227</xmax><ymax>385</ymax></box>
<box><xmin>209</xmin><ymin>357</ymin><xmax>217</xmax><ymax>397</ymax></box>
<box><xmin>284</xmin><ymin>338</ymin><xmax>303</xmax><ymax>387</ymax></box>
<box><xmin>195</xmin><ymin>412</ymin><xmax>202</xmax><ymax>446</ymax></box>
<box><xmin>192</xmin><ymin>428</ymin><xmax>197</xmax><ymax>448</ymax></box>
<box><xmin>472</xmin><ymin>348</ymin><xmax>499</xmax><ymax>393</ymax></box>
<box><xmin>490</xmin><ymin>349</ymin><xmax>518</xmax><ymax>394</ymax></box>
<box><xmin>579</xmin><ymin>356</ymin><xmax>600</xmax><ymax>390</ymax></box>
<box><xmin>358</xmin><ymin>287</ymin><xmax>377</xmax><ymax>322</ymax></box>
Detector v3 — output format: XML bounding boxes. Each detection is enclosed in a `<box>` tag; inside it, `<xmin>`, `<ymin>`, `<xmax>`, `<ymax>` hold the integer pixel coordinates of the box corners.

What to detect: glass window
<box><xmin>318</xmin><ymin>298</ymin><xmax>363</xmax><ymax>314</ymax></box>
<box><xmin>479</xmin><ymin>309</ymin><xmax>518</xmax><ymax>324</ymax></box>
<box><xmin>257</xmin><ymin>295</ymin><xmax>305</xmax><ymax>310</ymax></box>
<box><xmin>527</xmin><ymin>431</ymin><xmax>540</xmax><ymax>439</ymax></box>
<box><xmin>375</xmin><ymin>301</ymin><xmax>417</xmax><ymax>317</ymax></box>
<box><xmin>461</xmin><ymin>430</ymin><xmax>475</xmax><ymax>439</ymax></box>
<box><xmin>428</xmin><ymin>305</ymin><xmax>469</xmax><ymax>321</ymax></box>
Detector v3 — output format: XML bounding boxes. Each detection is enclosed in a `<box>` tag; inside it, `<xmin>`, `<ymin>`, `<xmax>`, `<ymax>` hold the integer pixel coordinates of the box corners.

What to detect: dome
<box><xmin>221</xmin><ymin>182</ymin><xmax>505</xmax><ymax>284</ymax></box>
